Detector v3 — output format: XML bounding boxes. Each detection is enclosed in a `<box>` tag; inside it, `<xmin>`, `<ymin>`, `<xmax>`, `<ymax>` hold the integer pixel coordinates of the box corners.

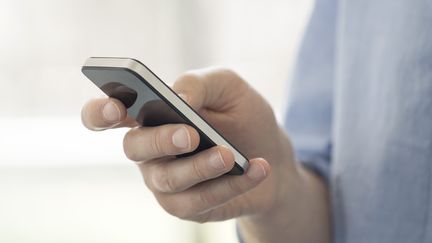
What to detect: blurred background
<box><xmin>0</xmin><ymin>0</ymin><xmax>312</xmax><ymax>242</ymax></box>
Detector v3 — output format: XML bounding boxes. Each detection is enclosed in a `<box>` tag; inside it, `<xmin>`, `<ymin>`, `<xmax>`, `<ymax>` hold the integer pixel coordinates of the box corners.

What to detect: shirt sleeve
<box><xmin>236</xmin><ymin>1</ymin><xmax>338</xmax><ymax>242</ymax></box>
<box><xmin>283</xmin><ymin>0</ymin><xmax>338</xmax><ymax>183</ymax></box>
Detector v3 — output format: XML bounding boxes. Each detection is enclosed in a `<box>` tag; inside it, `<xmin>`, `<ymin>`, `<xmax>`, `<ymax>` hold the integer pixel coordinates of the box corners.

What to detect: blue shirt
<box><xmin>283</xmin><ymin>0</ymin><xmax>432</xmax><ymax>242</ymax></box>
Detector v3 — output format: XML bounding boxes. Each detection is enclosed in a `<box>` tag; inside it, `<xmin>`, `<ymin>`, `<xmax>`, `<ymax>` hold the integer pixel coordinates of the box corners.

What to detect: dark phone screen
<box><xmin>81</xmin><ymin>67</ymin><xmax>244</xmax><ymax>172</ymax></box>
<box><xmin>98</xmin><ymin>80</ymin><xmax>186</xmax><ymax>126</ymax></box>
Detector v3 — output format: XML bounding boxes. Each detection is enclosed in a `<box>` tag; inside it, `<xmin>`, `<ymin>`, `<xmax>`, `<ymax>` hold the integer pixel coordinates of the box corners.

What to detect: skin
<box><xmin>81</xmin><ymin>67</ymin><xmax>331</xmax><ymax>243</ymax></box>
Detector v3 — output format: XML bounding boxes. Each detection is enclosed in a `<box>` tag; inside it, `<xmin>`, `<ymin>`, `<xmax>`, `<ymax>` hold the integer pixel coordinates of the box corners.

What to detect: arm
<box><xmin>81</xmin><ymin>67</ymin><xmax>331</xmax><ymax>243</ymax></box>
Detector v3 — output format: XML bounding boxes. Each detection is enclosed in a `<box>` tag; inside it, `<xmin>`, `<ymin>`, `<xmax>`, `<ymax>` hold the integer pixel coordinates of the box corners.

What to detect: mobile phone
<box><xmin>82</xmin><ymin>57</ymin><xmax>249</xmax><ymax>175</ymax></box>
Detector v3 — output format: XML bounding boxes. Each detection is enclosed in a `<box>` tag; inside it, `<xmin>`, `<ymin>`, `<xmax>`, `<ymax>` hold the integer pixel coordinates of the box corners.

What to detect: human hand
<box><xmin>81</xmin><ymin>67</ymin><xmax>299</xmax><ymax>223</ymax></box>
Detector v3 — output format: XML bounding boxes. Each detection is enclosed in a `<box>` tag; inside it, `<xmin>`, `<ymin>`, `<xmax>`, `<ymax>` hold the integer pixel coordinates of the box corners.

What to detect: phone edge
<box><xmin>82</xmin><ymin>57</ymin><xmax>249</xmax><ymax>173</ymax></box>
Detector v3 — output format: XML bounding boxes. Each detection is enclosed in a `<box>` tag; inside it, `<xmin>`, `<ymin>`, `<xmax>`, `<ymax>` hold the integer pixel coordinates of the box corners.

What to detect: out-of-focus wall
<box><xmin>0</xmin><ymin>0</ymin><xmax>312</xmax><ymax>118</ymax></box>
<box><xmin>0</xmin><ymin>1</ymin><xmax>313</xmax><ymax>242</ymax></box>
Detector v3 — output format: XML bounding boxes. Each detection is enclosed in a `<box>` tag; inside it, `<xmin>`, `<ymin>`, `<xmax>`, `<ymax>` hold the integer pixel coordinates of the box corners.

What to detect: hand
<box><xmin>81</xmin><ymin>67</ymin><xmax>299</xmax><ymax>223</ymax></box>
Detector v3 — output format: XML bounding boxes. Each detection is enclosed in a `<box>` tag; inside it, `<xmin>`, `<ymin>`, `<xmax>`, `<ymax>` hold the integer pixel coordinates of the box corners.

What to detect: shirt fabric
<box><xmin>283</xmin><ymin>0</ymin><xmax>432</xmax><ymax>242</ymax></box>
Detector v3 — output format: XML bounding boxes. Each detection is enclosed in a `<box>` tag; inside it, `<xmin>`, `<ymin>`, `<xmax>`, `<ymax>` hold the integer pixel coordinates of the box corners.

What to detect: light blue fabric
<box><xmin>284</xmin><ymin>0</ymin><xmax>432</xmax><ymax>242</ymax></box>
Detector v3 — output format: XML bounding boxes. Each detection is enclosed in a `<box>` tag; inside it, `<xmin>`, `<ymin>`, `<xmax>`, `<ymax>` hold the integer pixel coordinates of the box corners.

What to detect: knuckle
<box><xmin>218</xmin><ymin>67</ymin><xmax>237</xmax><ymax>77</ymax></box>
<box><xmin>219</xmin><ymin>68</ymin><xmax>246</xmax><ymax>87</ymax></box>
<box><xmin>192</xmin><ymin>157</ymin><xmax>207</xmax><ymax>181</ymax></box>
<box><xmin>150</xmin><ymin>128</ymin><xmax>166</xmax><ymax>156</ymax></box>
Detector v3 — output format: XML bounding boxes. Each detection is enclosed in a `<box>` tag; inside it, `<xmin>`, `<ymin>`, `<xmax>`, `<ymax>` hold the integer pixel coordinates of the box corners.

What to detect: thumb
<box><xmin>172</xmin><ymin>67</ymin><xmax>248</xmax><ymax>111</ymax></box>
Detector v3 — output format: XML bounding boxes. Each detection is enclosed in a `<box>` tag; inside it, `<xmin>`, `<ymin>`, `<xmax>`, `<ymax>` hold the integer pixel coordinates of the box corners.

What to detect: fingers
<box><xmin>172</xmin><ymin>67</ymin><xmax>248</xmax><ymax>111</ymax></box>
<box><xmin>123</xmin><ymin>124</ymin><xmax>200</xmax><ymax>162</ymax></box>
<box><xmin>81</xmin><ymin>98</ymin><xmax>138</xmax><ymax>131</ymax></box>
<box><xmin>140</xmin><ymin>146</ymin><xmax>236</xmax><ymax>193</ymax></box>
<box><xmin>155</xmin><ymin>158</ymin><xmax>270</xmax><ymax>220</ymax></box>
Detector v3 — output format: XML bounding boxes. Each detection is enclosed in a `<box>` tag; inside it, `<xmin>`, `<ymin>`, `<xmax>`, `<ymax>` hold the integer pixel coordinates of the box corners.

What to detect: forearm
<box><xmin>237</xmin><ymin>133</ymin><xmax>331</xmax><ymax>243</ymax></box>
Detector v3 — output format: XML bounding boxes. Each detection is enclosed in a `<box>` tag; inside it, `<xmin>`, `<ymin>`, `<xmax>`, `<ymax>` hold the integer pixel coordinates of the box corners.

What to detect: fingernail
<box><xmin>172</xmin><ymin>127</ymin><xmax>190</xmax><ymax>150</ymax></box>
<box><xmin>209</xmin><ymin>151</ymin><xmax>226</xmax><ymax>171</ymax></box>
<box><xmin>178</xmin><ymin>93</ymin><xmax>189</xmax><ymax>103</ymax></box>
<box><xmin>247</xmin><ymin>163</ymin><xmax>266</xmax><ymax>181</ymax></box>
<box><xmin>102</xmin><ymin>102</ymin><xmax>121</xmax><ymax>123</ymax></box>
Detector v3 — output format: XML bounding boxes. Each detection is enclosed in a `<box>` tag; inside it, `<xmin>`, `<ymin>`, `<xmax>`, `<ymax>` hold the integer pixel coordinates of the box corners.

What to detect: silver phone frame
<box><xmin>83</xmin><ymin>57</ymin><xmax>249</xmax><ymax>172</ymax></box>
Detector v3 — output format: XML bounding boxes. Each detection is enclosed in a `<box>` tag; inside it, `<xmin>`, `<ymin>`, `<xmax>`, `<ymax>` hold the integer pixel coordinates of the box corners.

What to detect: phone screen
<box><xmin>82</xmin><ymin>67</ymin><xmax>216</xmax><ymax>160</ymax></box>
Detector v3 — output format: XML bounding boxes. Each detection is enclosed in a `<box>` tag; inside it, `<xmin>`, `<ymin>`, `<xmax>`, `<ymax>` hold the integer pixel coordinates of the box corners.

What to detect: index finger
<box><xmin>172</xmin><ymin>67</ymin><xmax>249</xmax><ymax>111</ymax></box>
<box><xmin>81</xmin><ymin>98</ymin><xmax>138</xmax><ymax>131</ymax></box>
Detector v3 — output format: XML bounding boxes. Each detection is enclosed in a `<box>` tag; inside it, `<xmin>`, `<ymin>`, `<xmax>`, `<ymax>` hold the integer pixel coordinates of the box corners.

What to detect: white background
<box><xmin>0</xmin><ymin>0</ymin><xmax>313</xmax><ymax>242</ymax></box>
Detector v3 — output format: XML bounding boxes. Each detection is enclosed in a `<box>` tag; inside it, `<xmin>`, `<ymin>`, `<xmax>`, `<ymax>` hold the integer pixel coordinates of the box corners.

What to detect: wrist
<box><xmin>237</xmin><ymin>129</ymin><xmax>331</xmax><ymax>242</ymax></box>
<box><xmin>236</xmin><ymin>165</ymin><xmax>305</xmax><ymax>242</ymax></box>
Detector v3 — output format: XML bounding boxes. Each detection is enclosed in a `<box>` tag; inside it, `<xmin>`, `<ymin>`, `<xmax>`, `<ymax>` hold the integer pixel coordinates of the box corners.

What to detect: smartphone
<box><xmin>82</xmin><ymin>57</ymin><xmax>249</xmax><ymax>175</ymax></box>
